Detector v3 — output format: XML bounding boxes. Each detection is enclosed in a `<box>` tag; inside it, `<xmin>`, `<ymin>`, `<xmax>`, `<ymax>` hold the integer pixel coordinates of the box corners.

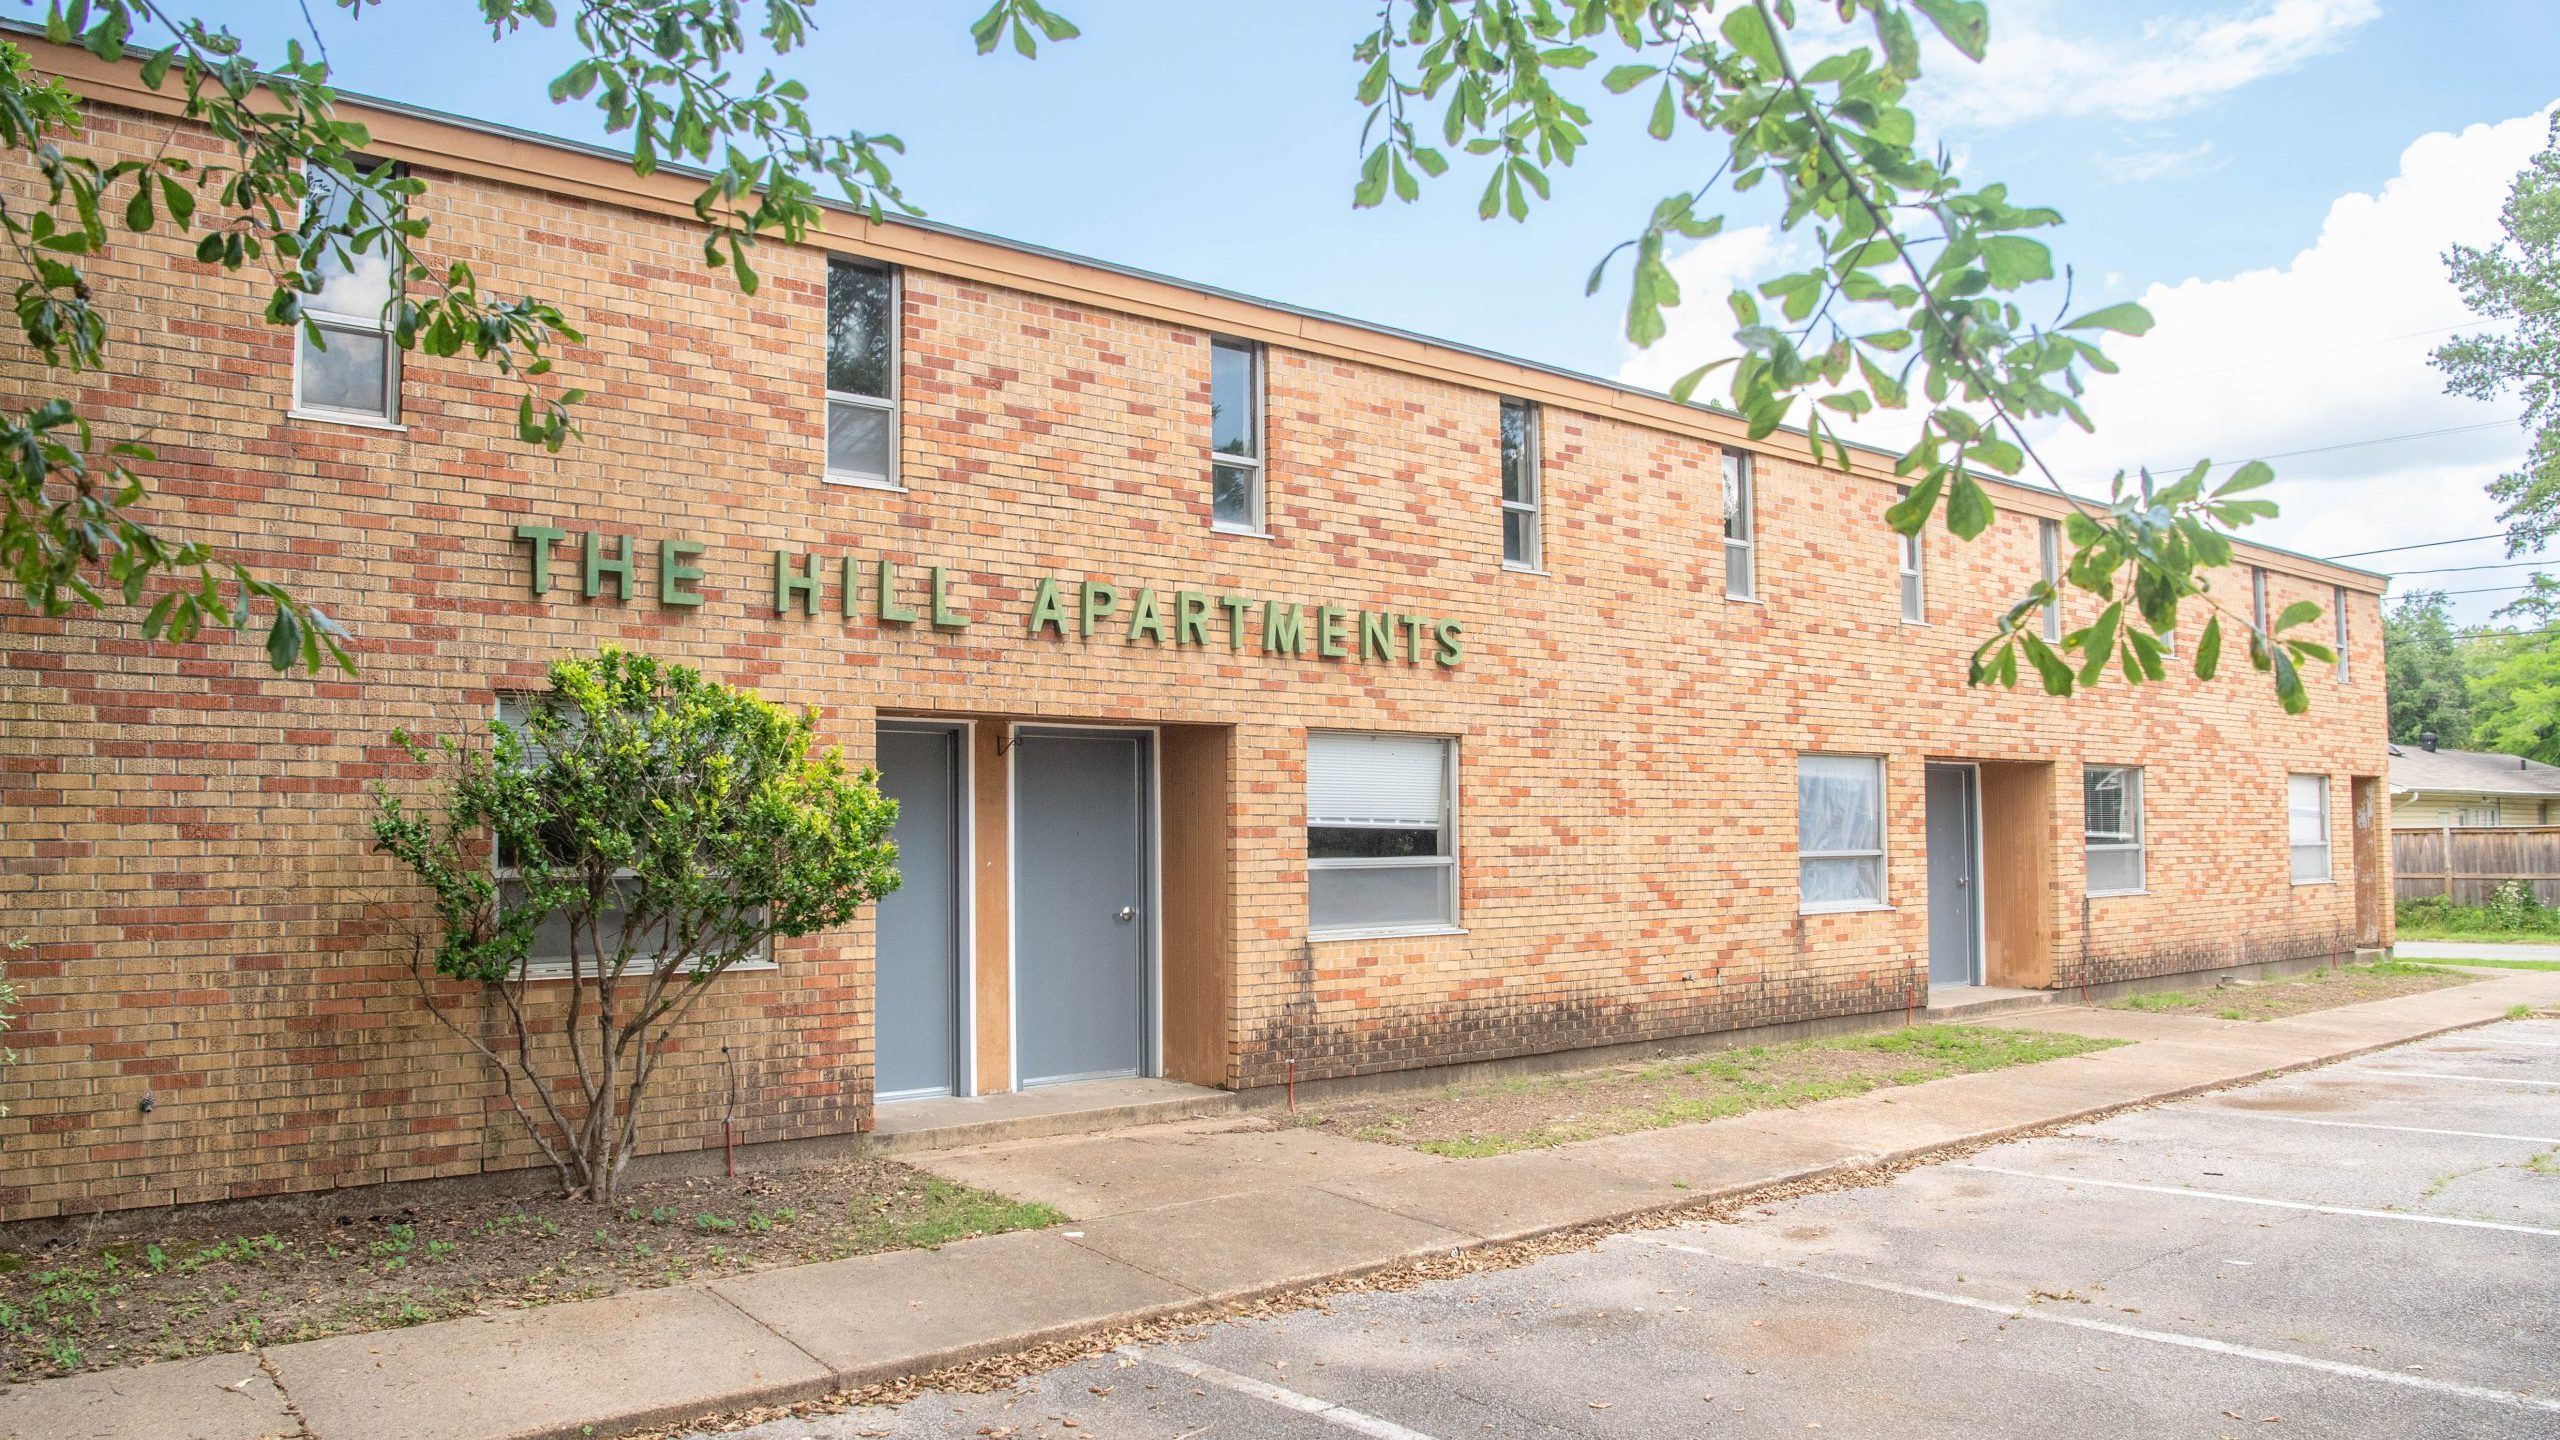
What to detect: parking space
<box><xmin>722</xmin><ymin>1019</ymin><xmax>2560</xmax><ymax>1440</ymax></box>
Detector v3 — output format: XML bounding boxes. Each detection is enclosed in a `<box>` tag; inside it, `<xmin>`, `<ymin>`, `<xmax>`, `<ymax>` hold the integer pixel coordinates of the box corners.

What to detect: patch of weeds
<box><xmin>692</xmin><ymin>1213</ymin><xmax>738</xmax><ymax>1234</ymax></box>
<box><xmin>841</xmin><ymin>1179</ymin><xmax>1067</xmax><ymax>1253</ymax></box>
<box><xmin>2508</xmin><ymin>1004</ymin><xmax>2537</xmax><ymax>1021</ymax></box>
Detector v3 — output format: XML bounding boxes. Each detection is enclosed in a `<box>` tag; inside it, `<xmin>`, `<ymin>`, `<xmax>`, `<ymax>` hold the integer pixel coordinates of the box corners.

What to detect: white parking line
<box><xmin>1954</xmin><ymin>1164</ymin><xmax>2560</xmax><ymax>1237</ymax></box>
<box><xmin>2204</xmin><ymin>1111</ymin><xmax>2560</xmax><ymax>1146</ymax></box>
<box><xmin>2351</xmin><ymin>1068</ymin><xmax>2560</xmax><ymax>1088</ymax></box>
<box><xmin>1617</xmin><ymin>1237</ymin><xmax>2560</xmax><ymax>1416</ymax></box>
<box><xmin>1119</xmin><ymin>1345</ymin><xmax>1445</xmax><ymax>1440</ymax></box>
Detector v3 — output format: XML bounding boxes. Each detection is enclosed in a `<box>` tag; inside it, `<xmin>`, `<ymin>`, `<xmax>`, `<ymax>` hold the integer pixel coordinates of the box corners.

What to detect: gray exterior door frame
<box><xmin>873</xmin><ymin>719</ymin><xmax>975</xmax><ymax>1101</ymax></box>
<box><xmin>1008</xmin><ymin>723</ymin><xmax>1160</xmax><ymax>1089</ymax></box>
<box><xmin>1924</xmin><ymin>760</ymin><xmax>1986</xmax><ymax>988</ymax></box>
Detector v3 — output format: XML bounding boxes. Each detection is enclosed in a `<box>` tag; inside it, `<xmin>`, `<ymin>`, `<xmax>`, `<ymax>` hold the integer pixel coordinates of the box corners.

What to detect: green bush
<box><xmin>2397</xmin><ymin>890</ymin><xmax>2560</xmax><ymax>937</ymax></box>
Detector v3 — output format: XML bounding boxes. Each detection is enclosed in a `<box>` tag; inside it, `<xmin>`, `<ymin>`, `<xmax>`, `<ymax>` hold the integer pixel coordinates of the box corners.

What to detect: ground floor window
<box><xmin>1799</xmin><ymin>754</ymin><xmax>1886</xmax><ymax>909</ymax></box>
<box><xmin>2289</xmin><ymin>773</ymin><xmax>2332</xmax><ymax>884</ymax></box>
<box><xmin>1307</xmin><ymin>732</ymin><xmax>1456</xmax><ymax>935</ymax></box>
<box><xmin>2084</xmin><ymin>765</ymin><xmax>2145</xmax><ymax>895</ymax></box>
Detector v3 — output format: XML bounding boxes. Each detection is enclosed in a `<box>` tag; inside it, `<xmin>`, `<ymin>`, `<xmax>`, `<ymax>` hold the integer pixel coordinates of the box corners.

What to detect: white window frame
<box><xmin>2289</xmin><ymin>773</ymin><xmax>2332</xmax><ymax>886</ymax></box>
<box><xmin>1306</xmin><ymin>732</ymin><xmax>1459</xmax><ymax>939</ymax></box>
<box><xmin>1209</xmin><ymin>336</ymin><xmax>1267</xmax><ymax>535</ymax></box>
<box><xmin>1896</xmin><ymin>489</ymin><xmax>1924</xmax><ymax>623</ymax></box>
<box><xmin>823</xmin><ymin>260</ymin><xmax>902</xmax><ymax>491</ymax></box>
<box><xmin>2083</xmin><ymin>765</ymin><xmax>2146</xmax><ymax>897</ymax></box>
<box><xmin>1500</xmin><ymin>398</ymin><xmax>1542</xmax><ymax>571</ymax></box>
<box><xmin>2334</xmin><ymin>585</ymin><xmax>2350</xmax><ymax>684</ymax></box>
<box><xmin>2038</xmin><ymin>516</ymin><xmax>2061</xmax><ymax>642</ymax></box>
<box><xmin>1724</xmin><ymin>451</ymin><xmax>1757</xmax><ymax>601</ymax></box>
<box><xmin>1798</xmin><ymin>753</ymin><xmax>1889</xmax><ymax>913</ymax></box>
<box><xmin>289</xmin><ymin>160</ymin><xmax>402</xmax><ymax>428</ymax></box>
<box><xmin>493</xmin><ymin>695</ymin><xmax>773</xmax><ymax>978</ymax></box>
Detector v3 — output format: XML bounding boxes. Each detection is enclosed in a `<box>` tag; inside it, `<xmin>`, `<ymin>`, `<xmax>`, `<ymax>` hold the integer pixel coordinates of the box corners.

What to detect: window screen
<box><xmin>1799</xmin><ymin>755</ymin><xmax>1886</xmax><ymax>908</ymax></box>
<box><xmin>2084</xmin><ymin>766</ymin><xmax>2145</xmax><ymax>895</ymax></box>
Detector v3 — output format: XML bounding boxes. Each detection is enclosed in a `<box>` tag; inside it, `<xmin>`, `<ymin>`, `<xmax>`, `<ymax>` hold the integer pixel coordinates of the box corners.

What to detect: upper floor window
<box><xmin>1724</xmin><ymin>451</ymin><xmax>1757</xmax><ymax>600</ymax></box>
<box><xmin>1896</xmin><ymin>489</ymin><xmax>1924</xmax><ymax>622</ymax></box>
<box><xmin>1799</xmin><ymin>754</ymin><xmax>1887</xmax><ymax>911</ymax></box>
<box><xmin>293</xmin><ymin>161</ymin><xmax>400</xmax><ymax>424</ymax></box>
<box><xmin>1307</xmin><ymin>732</ymin><xmax>1457</xmax><ymax>937</ymax></box>
<box><xmin>1500</xmin><ymin>399</ymin><xmax>1542</xmax><ymax>570</ymax></box>
<box><xmin>2084</xmin><ymin>766</ymin><xmax>2146</xmax><ymax>896</ymax></box>
<box><xmin>825</xmin><ymin>261</ymin><xmax>898</xmax><ymax>488</ymax></box>
<box><xmin>2251</xmin><ymin>566</ymin><xmax>2269</xmax><ymax>634</ymax></box>
<box><xmin>2334</xmin><ymin>585</ymin><xmax>2350</xmax><ymax>684</ymax></box>
<box><xmin>1210</xmin><ymin>337</ymin><xmax>1265</xmax><ymax>533</ymax></box>
<box><xmin>2288</xmin><ymin>773</ymin><xmax>2332</xmax><ymax>885</ymax></box>
<box><xmin>2038</xmin><ymin>516</ymin><xmax>2061</xmax><ymax>642</ymax></box>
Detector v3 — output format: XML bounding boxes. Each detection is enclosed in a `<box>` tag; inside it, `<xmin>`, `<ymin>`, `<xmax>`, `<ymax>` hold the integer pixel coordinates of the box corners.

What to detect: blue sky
<box><xmin>179</xmin><ymin>0</ymin><xmax>2560</xmax><ymax>620</ymax></box>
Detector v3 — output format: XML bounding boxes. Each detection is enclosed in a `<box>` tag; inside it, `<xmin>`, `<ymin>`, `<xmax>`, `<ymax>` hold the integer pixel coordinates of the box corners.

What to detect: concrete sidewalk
<box><xmin>2396</xmin><ymin>939</ymin><xmax>2560</xmax><ymax>962</ymax></box>
<box><xmin>11</xmin><ymin>968</ymin><xmax>2557</xmax><ymax>1440</ymax></box>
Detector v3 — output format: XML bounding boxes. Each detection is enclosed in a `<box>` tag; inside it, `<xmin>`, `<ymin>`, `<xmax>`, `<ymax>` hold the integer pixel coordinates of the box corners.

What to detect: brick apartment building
<box><xmin>0</xmin><ymin>40</ymin><xmax>2393</xmax><ymax>1221</ymax></box>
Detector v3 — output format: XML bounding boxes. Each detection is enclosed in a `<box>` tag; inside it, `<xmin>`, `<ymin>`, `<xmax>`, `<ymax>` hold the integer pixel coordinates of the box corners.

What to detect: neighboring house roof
<box><xmin>2388</xmin><ymin>745</ymin><xmax>2560</xmax><ymax>798</ymax></box>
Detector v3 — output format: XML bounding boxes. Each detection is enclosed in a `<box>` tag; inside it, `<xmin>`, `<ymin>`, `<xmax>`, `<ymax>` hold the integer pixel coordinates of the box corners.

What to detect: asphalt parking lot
<box><xmin>720</xmin><ymin>1018</ymin><xmax>2560</xmax><ymax>1439</ymax></box>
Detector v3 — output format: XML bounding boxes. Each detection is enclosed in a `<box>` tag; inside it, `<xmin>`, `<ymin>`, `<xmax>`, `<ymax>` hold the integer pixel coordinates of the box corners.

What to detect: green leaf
<box><xmin>1945</xmin><ymin>473</ymin><xmax>1993</xmax><ymax>538</ymax></box>
<box><xmin>1979</xmin><ymin>235</ymin><xmax>2052</xmax><ymax>289</ymax></box>
<box><xmin>2273</xmin><ymin>599</ymin><xmax>2321</xmax><ymax>633</ymax></box>
<box><xmin>2217</xmin><ymin>460</ymin><xmax>2276</xmax><ymax>496</ymax></box>
<box><xmin>2021</xmin><ymin>632</ymin><xmax>2074</xmax><ymax>696</ymax></box>
<box><xmin>2272</xmin><ymin>646</ymin><xmax>2308</xmax><ymax>714</ymax></box>
<box><xmin>1649</xmin><ymin>83</ymin><xmax>1676</xmax><ymax>141</ymax></box>
<box><xmin>1719</xmin><ymin>5</ymin><xmax>1781</xmax><ymax>71</ymax></box>
<box><xmin>2062</xmin><ymin>302</ymin><xmax>2153</xmax><ymax>336</ymax></box>
<box><xmin>1913</xmin><ymin>0</ymin><xmax>1991</xmax><ymax>61</ymax></box>
<box><xmin>124</xmin><ymin>180</ymin><xmax>154</xmax><ymax>233</ymax></box>
<box><xmin>1602</xmin><ymin>64</ymin><xmax>1659</xmax><ymax>94</ymax></box>
<box><xmin>2194</xmin><ymin>616</ymin><xmax>2222</xmax><ymax>679</ymax></box>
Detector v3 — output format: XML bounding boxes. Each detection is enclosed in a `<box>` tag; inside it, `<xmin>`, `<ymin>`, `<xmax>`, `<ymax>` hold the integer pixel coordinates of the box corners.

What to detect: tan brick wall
<box><xmin>0</xmin><ymin>97</ymin><xmax>2390</xmax><ymax>1220</ymax></box>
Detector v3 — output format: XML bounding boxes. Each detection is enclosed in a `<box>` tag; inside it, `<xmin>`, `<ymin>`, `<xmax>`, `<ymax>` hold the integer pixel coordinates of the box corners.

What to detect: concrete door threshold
<box><xmin>1922</xmin><ymin>983</ymin><xmax>2057</xmax><ymax>1020</ymax></box>
<box><xmin>870</xmin><ymin>1077</ymin><xmax>1238</xmax><ymax>1154</ymax></box>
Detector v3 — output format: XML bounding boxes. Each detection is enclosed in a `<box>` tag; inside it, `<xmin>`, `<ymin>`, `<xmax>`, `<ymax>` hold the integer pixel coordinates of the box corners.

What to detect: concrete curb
<box><xmin>3</xmin><ymin>976</ymin><xmax>2550</xmax><ymax>1440</ymax></box>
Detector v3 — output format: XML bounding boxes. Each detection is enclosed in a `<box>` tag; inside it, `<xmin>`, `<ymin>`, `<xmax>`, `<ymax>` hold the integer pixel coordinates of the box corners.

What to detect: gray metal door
<box><xmin>1925</xmin><ymin>763</ymin><xmax>1982</xmax><ymax>987</ymax></box>
<box><xmin>875</xmin><ymin>724</ymin><xmax>964</xmax><ymax>1099</ymax></box>
<box><xmin>1014</xmin><ymin>730</ymin><xmax>1148</xmax><ymax>1087</ymax></box>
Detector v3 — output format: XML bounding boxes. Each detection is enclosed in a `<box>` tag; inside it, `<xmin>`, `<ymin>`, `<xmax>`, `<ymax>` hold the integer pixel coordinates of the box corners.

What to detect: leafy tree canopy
<box><xmin>2434</xmin><ymin>110</ymin><xmax>2560</xmax><ymax>572</ymax></box>
<box><xmin>2382</xmin><ymin>590</ymin><xmax>2473</xmax><ymax>749</ymax></box>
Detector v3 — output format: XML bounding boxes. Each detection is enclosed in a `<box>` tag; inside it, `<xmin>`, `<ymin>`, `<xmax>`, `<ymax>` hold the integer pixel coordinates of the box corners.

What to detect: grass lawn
<box><xmin>2107</xmin><ymin>960</ymin><xmax>2477</xmax><ymax>1022</ymax></box>
<box><xmin>1290</xmin><ymin>1023</ymin><xmax>2125</xmax><ymax>1160</ymax></box>
<box><xmin>0</xmin><ymin>1157</ymin><xmax>1061</xmax><ymax>1382</ymax></box>
<box><xmin>2405</xmin><ymin>955</ymin><xmax>2560</xmax><ymax>973</ymax></box>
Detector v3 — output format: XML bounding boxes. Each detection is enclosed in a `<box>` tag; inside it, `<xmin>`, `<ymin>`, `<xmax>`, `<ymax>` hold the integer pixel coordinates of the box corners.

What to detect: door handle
<box><xmin>1117</xmin><ymin>905</ymin><xmax>1137</xmax><ymax>922</ymax></box>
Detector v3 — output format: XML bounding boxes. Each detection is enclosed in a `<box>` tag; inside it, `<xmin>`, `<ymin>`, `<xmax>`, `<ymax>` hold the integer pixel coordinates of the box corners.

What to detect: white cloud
<box><xmin>2025</xmin><ymin>105</ymin><xmax>2554</xmax><ymax>625</ymax></box>
<box><xmin>2100</xmin><ymin>141</ymin><xmax>2224</xmax><ymax>183</ymax></box>
<box><xmin>1919</xmin><ymin>0</ymin><xmax>2379</xmax><ymax>129</ymax></box>
<box><xmin>1611</xmin><ymin>224</ymin><xmax>1799</xmax><ymax>397</ymax></box>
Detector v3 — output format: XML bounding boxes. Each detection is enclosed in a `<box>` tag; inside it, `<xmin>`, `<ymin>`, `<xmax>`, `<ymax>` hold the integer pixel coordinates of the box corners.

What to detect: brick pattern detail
<box><xmin>0</xmin><ymin>102</ymin><xmax>2391</xmax><ymax>1221</ymax></box>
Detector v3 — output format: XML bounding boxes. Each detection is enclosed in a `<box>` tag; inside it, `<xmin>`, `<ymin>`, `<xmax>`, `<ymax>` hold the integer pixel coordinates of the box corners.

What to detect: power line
<box><xmin>2384</xmin><ymin>581</ymin><xmax>2549</xmax><ymax>598</ymax></box>
<box><xmin>2102</xmin><ymin>420</ymin><xmax>2517</xmax><ymax>484</ymax></box>
<box><xmin>2328</xmin><ymin>531</ymin><xmax>2512</xmax><ymax>560</ymax></box>
<box><xmin>2389</xmin><ymin>558</ymin><xmax>2553</xmax><ymax>577</ymax></box>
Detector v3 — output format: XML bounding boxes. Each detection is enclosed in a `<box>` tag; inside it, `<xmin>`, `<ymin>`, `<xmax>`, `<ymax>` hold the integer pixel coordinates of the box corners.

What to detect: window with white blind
<box><xmin>2334</xmin><ymin>585</ymin><xmax>2349</xmax><ymax>684</ymax></box>
<box><xmin>2038</xmin><ymin>516</ymin><xmax>2061</xmax><ymax>642</ymax></box>
<box><xmin>292</xmin><ymin>161</ymin><xmax>401</xmax><ymax>423</ymax></box>
<box><xmin>1799</xmin><ymin>754</ymin><xmax>1887</xmax><ymax>910</ymax></box>
<box><xmin>1895</xmin><ymin>489</ymin><xmax>1924</xmax><ymax>622</ymax></box>
<box><xmin>2084</xmin><ymin>766</ymin><xmax>2145</xmax><ymax>895</ymax></box>
<box><xmin>2252</xmin><ymin>567</ymin><xmax>2269</xmax><ymax>634</ymax></box>
<box><xmin>1724</xmin><ymin>451</ymin><xmax>1756</xmax><ymax>600</ymax></box>
<box><xmin>1307</xmin><ymin>732</ymin><xmax>1457</xmax><ymax>936</ymax></box>
<box><xmin>2289</xmin><ymin>773</ymin><xmax>2332</xmax><ymax>884</ymax></box>
<box><xmin>494</xmin><ymin>695</ymin><xmax>769</xmax><ymax>976</ymax></box>
<box><xmin>1501</xmin><ymin>398</ymin><xmax>1541</xmax><ymax>569</ymax></box>
<box><xmin>825</xmin><ymin>261</ymin><xmax>899</xmax><ymax>488</ymax></box>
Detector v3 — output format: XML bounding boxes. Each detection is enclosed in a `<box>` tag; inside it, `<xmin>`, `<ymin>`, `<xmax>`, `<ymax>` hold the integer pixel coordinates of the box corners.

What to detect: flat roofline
<box><xmin>6</xmin><ymin>18</ymin><xmax>2386</xmax><ymax>586</ymax></box>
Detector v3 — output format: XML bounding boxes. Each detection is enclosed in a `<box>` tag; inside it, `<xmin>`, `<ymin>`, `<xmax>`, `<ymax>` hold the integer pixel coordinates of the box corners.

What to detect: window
<box><xmin>2459</xmin><ymin>802</ymin><xmax>2502</xmax><ymax>827</ymax></box>
<box><xmin>2038</xmin><ymin>516</ymin><xmax>2061</xmax><ymax>642</ymax></box>
<box><xmin>1500</xmin><ymin>399</ymin><xmax>1541</xmax><ymax>569</ymax></box>
<box><xmin>2084</xmin><ymin>766</ymin><xmax>2145</xmax><ymax>895</ymax></box>
<box><xmin>2334</xmin><ymin>585</ymin><xmax>2350</xmax><ymax>684</ymax></box>
<box><xmin>1210</xmin><ymin>337</ymin><xmax>1264</xmax><ymax>532</ymax></box>
<box><xmin>1799</xmin><ymin>755</ymin><xmax>1887</xmax><ymax>910</ymax></box>
<box><xmin>1307</xmin><ymin>732</ymin><xmax>1457</xmax><ymax>936</ymax></box>
<box><xmin>825</xmin><ymin>261</ymin><xmax>898</xmax><ymax>487</ymax></box>
<box><xmin>2289</xmin><ymin>773</ymin><xmax>2331</xmax><ymax>884</ymax></box>
<box><xmin>1724</xmin><ymin>451</ymin><xmax>1757</xmax><ymax>600</ymax></box>
<box><xmin>2251</xmin><ymin>567</ymin><xmax>2269</xmax><ymax>634</ymax></box>
<box><xmin>1896</xmin><ymin>489</ymin><xmax>1924</xmax><ymax>622</ymax></box>
<box><xmin>293</xmin><ymin>162</ymin><xmax>400</xmax><ymax>423</ymax></box>
<box><xmin>494</xmin><ymin>695</ymin><xmax>768</xmax><ymax>975</ymax></box>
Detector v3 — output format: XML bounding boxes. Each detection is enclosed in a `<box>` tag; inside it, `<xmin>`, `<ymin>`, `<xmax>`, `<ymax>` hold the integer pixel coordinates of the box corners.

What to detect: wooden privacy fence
<box><xmin>2393</xmin><ymin>825</ymin><xmax>2560</xmax><ymax>906</ymax></box>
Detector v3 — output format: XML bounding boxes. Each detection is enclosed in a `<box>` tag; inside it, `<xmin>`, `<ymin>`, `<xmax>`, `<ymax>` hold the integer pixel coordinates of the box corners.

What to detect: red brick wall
<box><xmin>0</xmin><ymin>98</ymin><xmax>2391</xmax><ymax>1220</ymax></box>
